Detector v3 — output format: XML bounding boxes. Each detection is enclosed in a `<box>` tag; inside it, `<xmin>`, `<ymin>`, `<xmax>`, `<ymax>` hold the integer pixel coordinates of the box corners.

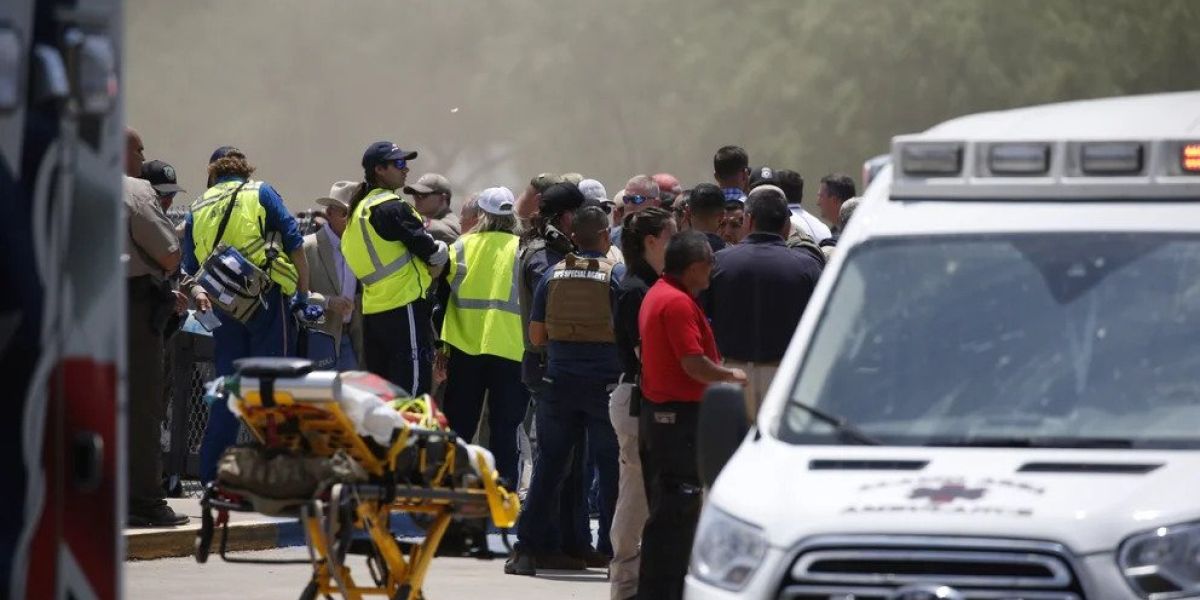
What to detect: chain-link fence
<box><xmin>161</xmin><ymin>330</ymin><xmax>252</xmax><ymax>497</ymax></box>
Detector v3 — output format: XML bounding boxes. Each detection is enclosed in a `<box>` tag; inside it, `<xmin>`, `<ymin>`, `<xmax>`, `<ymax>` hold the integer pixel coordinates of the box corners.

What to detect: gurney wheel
<box><xmin>298</xmin><ymin>578</ymin><xmax>333</xmax><ymax>600</ymax></box>
<box><xmin>194</xmin><ymin>502</ymin><xmax>214</xmax><ymax>564</ymax></box>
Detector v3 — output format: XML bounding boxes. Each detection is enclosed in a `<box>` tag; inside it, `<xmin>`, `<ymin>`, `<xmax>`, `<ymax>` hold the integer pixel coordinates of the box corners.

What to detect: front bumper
<box><xmin>685</xmin><ymin>546</ymin><xmax>1138</xmax><ymax>600</ymax></box>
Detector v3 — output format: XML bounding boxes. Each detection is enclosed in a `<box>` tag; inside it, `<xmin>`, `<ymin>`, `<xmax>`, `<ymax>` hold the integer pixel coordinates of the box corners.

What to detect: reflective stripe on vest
<box><xmin>442</xmin><ymin>232</ymin><xmax>523</xmax><ymax>361</ymax></box>
<box><xmin>357</xmin><ymin>211</ymin><xmax>413</xmax><ymax>285</ymax></box>
<box><xmin>448</xmin><ymin>237</ymin><xmax>520</xmax><ymax>314</ymax></box>
<box><xmin>190</xmin><ymin>180</ymin><xmax>298</xmax><ymax>295</ymax></box>
<box><xmin>342</xmin><ymin>188</ymin><xmax>430</xmax><ymax>314</ymax></box>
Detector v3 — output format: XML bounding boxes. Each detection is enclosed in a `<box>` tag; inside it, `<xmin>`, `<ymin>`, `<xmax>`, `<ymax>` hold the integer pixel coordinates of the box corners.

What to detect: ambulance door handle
<box><xmin>73</xmin><ymin>431</ymin><xmax>104</xmax><ymax>492</ymax></box>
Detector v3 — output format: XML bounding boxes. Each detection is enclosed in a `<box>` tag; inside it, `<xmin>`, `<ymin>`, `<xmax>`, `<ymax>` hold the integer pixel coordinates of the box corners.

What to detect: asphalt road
<box><xmin>126</xmin><ymin>547</ymin><xmax>609</xmax><ymax>600</ymax></box>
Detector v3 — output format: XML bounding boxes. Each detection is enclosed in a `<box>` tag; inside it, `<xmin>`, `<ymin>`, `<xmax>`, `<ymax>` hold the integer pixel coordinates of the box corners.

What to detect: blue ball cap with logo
<box><xmin>361</xmin><ymin>141</ymin><xmax>418</xmax><ymax>169</ymax></box>
<box><xmin>208</xmin><ymin>145</ymin><xmax>243</xmax><ymax>164</ymax></box>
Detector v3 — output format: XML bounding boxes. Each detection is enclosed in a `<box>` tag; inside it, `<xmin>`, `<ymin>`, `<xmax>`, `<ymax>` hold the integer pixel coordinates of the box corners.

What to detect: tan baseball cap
<box><xmin>403</xmin><ymin>173</ymin><xmax>451</xmax><ymax>196</ymax></box>
<box><xmin>316</xmin><ymin>180</ymin><xmax>357</xmax><ymax>212</ymax></box>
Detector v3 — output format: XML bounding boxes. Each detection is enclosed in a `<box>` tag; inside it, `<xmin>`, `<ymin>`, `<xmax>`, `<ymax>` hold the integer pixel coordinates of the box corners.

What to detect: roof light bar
<box><xmin>989</xmin><ymin>143</ymin><xmax>1050</xmax><ymax>175</ymax></box>
<box><xmin>1080</xmin><ymin>142</ymin><xmax>1143</xmax><ymax>175</ymax></box>
<box><xmin>900</xmin><ymin>143</ymin><xmax>963</xmax><ymax>176</ymax></box>
<box><xmin>1183</xmin><ymin>143</ymin><xmax>1200</xmax><ymax>174</ymax></box>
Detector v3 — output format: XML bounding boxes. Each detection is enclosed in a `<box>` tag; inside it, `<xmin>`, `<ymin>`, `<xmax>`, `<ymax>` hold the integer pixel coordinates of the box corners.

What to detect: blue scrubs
<box><xmin>183</xmin><ymin>176</ymin><xmax>304</xmax><ymax>482</ymax></box>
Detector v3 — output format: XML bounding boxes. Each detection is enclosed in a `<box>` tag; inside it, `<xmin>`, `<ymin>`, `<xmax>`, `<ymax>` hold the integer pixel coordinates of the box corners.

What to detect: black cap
<box><xmin>749</xmin><ymin>165</ymin><xmax>778</xmax><ymax>189</ymax></box>
<box><xmin>141</xmin><ymin>160</ymin><xmax>186</xmax><ymax>195</ymax></box>
<box><xmin>361</xmin><ymin>141</ymin><xmax>418</xmax><ymax>169</ymax></box>
<box><xmin>538</xmin><ymin>182</ymin><xmax>586</xmax><ymax>216</ymax></box>
<box><xmin>209</xmin><ymin>146</ymin><xmax>243</xmax><ymax>164</ymax></box>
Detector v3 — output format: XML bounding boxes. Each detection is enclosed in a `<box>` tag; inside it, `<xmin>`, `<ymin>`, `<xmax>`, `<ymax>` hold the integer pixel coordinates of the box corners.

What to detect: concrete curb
<box><xmin>126</xmin><ymin>518</ymin><xmax>298</xmax><ymax>561</ymax></box>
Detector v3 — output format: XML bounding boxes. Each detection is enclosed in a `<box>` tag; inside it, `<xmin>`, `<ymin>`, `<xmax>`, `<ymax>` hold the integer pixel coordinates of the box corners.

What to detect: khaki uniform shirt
<box><xmin>124</xmin><ymin>176</ymin><xmax>179</xmax><ymax>279</ymax></box>
<box><xmin>425</xmin><ymin>207</ymin><xmax>462</xmax><ymax>244</ymax></box>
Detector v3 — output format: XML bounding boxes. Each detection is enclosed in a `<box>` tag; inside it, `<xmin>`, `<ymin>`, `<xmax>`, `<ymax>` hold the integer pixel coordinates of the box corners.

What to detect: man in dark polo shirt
<box><xmin>637</xmin><ymin>231</ymin><xmax>746</xmax><ymax>600</ymax></box>
<box><xmin>685</xmin><ymin>183</ymin><xmax>727</xmax><ymax>252</ymax></box>
<box><xmin>705</xmin><ymin>185</ymin><xmax>822</xmax><ymax>420</ymax></box>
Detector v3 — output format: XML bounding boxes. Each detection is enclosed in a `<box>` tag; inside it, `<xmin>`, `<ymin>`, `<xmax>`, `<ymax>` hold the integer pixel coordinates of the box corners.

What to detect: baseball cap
<box><xmin>578</xmin><ymin>179</ymin><xmax>608</xmax><ymax>204</ymax></box>
<box><xmin>530</xmin><ymin>173</ymin><xmax>565</xmax><ymax>193</ymax></box>
<box><xmin>539</xmin><ymin>182</ymin><xmax>586</xmax><ymax>216</ymax></box>
<box><xmin>403</xmin><ymin>173</ymin><xmax>451</xmax><ymax>196</ymax></box>
<box><xmin>561</xmin><ymin>172</ymin><xmax>584</xmax><ymax>185</ymax></box>
<box><xmin>749</xmin><ymin>166</ymin><xmax>778</xmax><ymax>189</ymax></box>
<box><xmin>477</xmin><ymin>187</ymin><xmax>515</xmax><ymax>216</ymax></box>
<box><xmin>208</xmin><ymin>145</ymin><xmax>243</xmax><ymax>164</ymax></box>
<box><xmin>140</xmin><ymin>159</ymin><xmax>186</xmax><ymax>194</ymax></box>
<box><xmin>361</xmin><ymin>141</ymin><xmax>418</xmax><ymax>169</ymax></box>
<box><xmin>316</xmin><ymin>180</ymin><xmax>357</xmax><ymax>212</ymax></box>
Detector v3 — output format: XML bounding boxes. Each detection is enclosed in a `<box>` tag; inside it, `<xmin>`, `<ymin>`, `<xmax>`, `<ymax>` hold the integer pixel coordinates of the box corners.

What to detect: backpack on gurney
<box><xmin>194</xmin><ymin>357</ymin><xmax>520</xmax><ymax>600</ymax></box>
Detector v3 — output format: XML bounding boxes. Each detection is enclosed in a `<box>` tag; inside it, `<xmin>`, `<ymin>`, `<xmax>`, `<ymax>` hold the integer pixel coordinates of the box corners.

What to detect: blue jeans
<box><xmin>199</xmin><ymin>287</ymin><xmax>295</xmax><ymax>482</ymax></box>
<box><xmin>517</xmin><ymin>374</ymin><xmax>619</xmax><ymax>556</ymax></box>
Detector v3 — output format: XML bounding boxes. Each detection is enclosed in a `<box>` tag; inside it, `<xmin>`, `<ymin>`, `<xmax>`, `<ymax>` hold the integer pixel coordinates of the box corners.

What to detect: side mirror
<box><xmin>697</xmin><ymin>383</ymin><xmax>750</xmax><ymax>489</ymax></box>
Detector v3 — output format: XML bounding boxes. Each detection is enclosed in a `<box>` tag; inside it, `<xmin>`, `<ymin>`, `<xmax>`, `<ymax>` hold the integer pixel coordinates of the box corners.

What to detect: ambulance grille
<box><xmin>778</xmin><ymin>536</ymin><xmax>1085</xmax><ymax>600</ymax></box>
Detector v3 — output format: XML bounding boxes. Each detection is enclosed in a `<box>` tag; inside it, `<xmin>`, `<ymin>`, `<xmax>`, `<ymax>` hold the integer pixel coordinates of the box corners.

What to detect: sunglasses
<box><xmin>626</xmin><ymin>194</ymin><xmax>654</xmax><ymax>205</ymax></box>
<box><xmin>391</xmin><ymin>158</ymin><xmax>409</xmax><ymax>170</ymax></box>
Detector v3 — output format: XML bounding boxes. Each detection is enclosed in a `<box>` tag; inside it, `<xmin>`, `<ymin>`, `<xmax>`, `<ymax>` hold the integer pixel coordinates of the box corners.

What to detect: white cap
<box><xmin>477</xmin><ymin>186</ymin><xmax>515</xmax><ymax>216</ymax></box>
<box><xmin>578</xmin><ymin>178</ymin><xmax>608</xmax><ymax>203</ymax></box>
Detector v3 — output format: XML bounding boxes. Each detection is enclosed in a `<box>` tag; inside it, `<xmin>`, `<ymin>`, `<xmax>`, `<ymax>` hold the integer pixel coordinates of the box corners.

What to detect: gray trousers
<box><xmin>607</xmin><ymin>381</ymin><xmax>647</xmax><ymax>600</ymax></box>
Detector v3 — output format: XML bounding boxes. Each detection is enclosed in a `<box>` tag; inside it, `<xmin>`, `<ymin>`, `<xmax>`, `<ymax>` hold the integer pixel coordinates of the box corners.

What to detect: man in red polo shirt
<box><xmin>637</xmin><ymin>231</ymin><xmax>746</xmax><ymax>600</ymax></box>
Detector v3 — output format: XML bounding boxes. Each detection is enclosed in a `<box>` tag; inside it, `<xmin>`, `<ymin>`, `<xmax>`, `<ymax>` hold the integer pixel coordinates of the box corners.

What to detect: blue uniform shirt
<box><xmin>181</xmin><ymin>176</ymin><xmax>304</xmax><ymax>275</ymax></box>
<box><xmin>530</xmin><ymin>250</ymin><xmax>625</xmax><ymax>381</ymax></box>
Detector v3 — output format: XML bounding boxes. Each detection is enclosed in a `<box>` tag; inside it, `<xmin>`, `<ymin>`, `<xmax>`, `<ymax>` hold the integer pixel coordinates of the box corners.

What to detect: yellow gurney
<box><xmin>193</xmin><ymin>357</ymin><xmax>520</xmax><ymax>600</ymax></box>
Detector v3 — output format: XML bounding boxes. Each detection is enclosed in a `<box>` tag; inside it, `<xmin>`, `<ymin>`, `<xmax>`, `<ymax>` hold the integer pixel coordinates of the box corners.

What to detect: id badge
<box><xmin>195</xmin><ymin>309</ymin><xmax>222</xmax><ymax>332</ymax></box>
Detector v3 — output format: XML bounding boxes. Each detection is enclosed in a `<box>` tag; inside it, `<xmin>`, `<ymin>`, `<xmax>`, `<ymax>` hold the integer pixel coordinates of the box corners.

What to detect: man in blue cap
<box><xmin>183</xmin><ymin>145</ymin><xmax>313</xmax><ymax>483</ymax></box>
<box><xmin>342</xmin><ymin>141</ymin><xmax>448</xmax><ymax>396</ymax></box>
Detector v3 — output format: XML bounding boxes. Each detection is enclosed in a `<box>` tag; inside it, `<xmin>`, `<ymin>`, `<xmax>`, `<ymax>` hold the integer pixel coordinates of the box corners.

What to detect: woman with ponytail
<box><xmin>607</xmin><ymin>207</ymin><xmax>675</xmax><ymax>600</ymax></box>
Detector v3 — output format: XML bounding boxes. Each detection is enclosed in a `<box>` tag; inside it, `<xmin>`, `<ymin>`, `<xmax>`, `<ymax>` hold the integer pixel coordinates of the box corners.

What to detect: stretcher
<box><xmin>194</xmin><ymin>357</ymin><xmax>520</xmax><ymax>600</ymax></box>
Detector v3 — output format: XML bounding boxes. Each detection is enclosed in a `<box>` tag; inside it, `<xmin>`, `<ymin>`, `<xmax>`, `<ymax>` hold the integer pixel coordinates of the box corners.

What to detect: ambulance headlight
<box><xmin>1118</xmin><ymin>522</ymin><xmax>1200</xmax><ymax>597</ymax></box>
<box><xmin>690</xmin><ymin>505</ymin><xmax>768</xmax><ymax>590</ymax></box>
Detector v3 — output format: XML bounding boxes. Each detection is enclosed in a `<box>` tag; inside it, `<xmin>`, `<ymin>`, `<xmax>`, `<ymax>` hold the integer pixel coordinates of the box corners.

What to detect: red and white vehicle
<box><xmin>1</xmin><ymin>1</ymin><xmax>124</xmax><ymax>598</ymax></box>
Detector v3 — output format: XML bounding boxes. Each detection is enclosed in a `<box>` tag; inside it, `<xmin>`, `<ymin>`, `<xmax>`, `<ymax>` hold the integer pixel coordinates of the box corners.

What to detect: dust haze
<box><xmin>125</xmin><ymin>0</ymin><xmax>1200</xmax><ymax>211</ymax></box>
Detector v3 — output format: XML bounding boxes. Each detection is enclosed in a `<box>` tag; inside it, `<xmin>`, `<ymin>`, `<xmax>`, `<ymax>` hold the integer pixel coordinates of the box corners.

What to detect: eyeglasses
<box><xmin>391</xmin><ymin>158</ymin><xmax>409</xmax><ymax>170</ymax></box>
<box><xmin>626</xmin><ymin>194</ymin><xmax>654</xmax><ymax>205</ymax></box>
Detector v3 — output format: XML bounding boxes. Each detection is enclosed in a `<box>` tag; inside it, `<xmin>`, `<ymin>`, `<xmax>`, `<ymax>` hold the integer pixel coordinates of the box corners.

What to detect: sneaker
<box><xmin>504</xmin><ymin>549</ymin><xmax>537</xmax><ymax>576</ymax></box>
<box><xmin>566</xmin><ymin>546</ymin><xmax>610</xmax><ymax>569</ymax></box>
<box><xmin>535</xmin><ymin>552</ymin><xmax>587</xmax><ymax>570</ymax></box>
<box><xmin>128</xmin><ymin>505</ymin><xmax>189</xmax><ymax>528</ymax></box>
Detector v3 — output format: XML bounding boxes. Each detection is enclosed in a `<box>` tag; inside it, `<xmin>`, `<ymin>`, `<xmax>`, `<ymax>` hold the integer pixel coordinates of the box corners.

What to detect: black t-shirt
<box><xmin>614</xmin><ymin>262</ymin><xmax>659</xmax><ymax>379</ymax></box>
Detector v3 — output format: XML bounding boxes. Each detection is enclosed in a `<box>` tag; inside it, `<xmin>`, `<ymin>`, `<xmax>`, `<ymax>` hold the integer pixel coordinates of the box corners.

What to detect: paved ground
<box><xmin>126</xmin><ymin>547</ymin><xmax>609</xmax><ymax>599</ymax></box>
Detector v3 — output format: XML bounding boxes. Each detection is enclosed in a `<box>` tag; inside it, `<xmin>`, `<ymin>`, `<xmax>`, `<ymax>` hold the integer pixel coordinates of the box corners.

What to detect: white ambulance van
<box><xmin>688</xmin><ymin>91</ymin><xmax>1200</xmax><ymax>600</ymax></box>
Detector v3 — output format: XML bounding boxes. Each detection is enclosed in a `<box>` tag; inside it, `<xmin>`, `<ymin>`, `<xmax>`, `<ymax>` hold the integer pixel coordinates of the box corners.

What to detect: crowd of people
<box><xmin>122</xmin><ymin>128</ymin><xmax>861</xmax><ymax>599</ymax></box>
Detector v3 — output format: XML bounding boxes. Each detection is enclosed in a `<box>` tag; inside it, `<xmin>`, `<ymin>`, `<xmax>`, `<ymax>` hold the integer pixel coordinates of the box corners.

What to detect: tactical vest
<box><xmin>191</xmin><ymin>180</ymin><xmax>299</xmax><ymax>295</ymax></box>
<box><xmin>342</xmin><ymin>188</ymin><xmax>431</xmax><ymax>315</ymax></box>
<box><xmin>545</xmin><ymin>253</ymin><xmax>616</xmax><ymax>343</ymax></box>
<box><xmin>442</xmin><ymin>232</ymin><xmax>523</xmax><ymax>362</ymax></box>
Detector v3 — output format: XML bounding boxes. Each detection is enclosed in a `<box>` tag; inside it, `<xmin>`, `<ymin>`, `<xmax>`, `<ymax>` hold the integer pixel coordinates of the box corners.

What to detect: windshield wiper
<box><xmin>792</xmin><ymin>402</ymin><xmax>882</xmax><ymax>445</ymax></box>
<box><xmin>924</xmin><ymin>436</ymin><xmax>1135</xmax><ymax>449</ymax></box>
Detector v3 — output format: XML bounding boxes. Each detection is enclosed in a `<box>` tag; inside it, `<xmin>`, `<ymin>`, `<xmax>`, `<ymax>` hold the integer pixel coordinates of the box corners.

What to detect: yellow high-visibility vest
<box><xmin>342</xmin><ymin>188</ymin><xmax>431</xmax><ymax>314</ymax></box>
<box><xmin>442</xmin><ymin>232</ymin><xmax>523</xmax><ymax>361</ymax></box>
<box><xmin>191</xmin><ymin>179</ymin><xmax>299</xmax><ymax>295</ymax></box>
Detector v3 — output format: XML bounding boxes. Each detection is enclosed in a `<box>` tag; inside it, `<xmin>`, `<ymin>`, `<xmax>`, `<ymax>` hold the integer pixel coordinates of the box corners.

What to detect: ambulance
<box><xmin>689</xmin><ymin>91</ymin><xmax>1200</xmax><ymax>600</ymax></box>
<box><xmin>1</xmin><ymin>1</ymin><xmax>124</xmax><ymax>598</ymax></box>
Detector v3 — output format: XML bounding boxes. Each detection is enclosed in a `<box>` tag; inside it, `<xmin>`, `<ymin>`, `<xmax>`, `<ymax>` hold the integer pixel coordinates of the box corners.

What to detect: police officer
<box><xmin>514</xmin><ymin>180</ymin><xmax>589</xmax><ymax>571</ymax></box>
<box><xmin>508</xmin><ymin>204</ymin><xmax>624</xmax><ymax>576</ymax></box>
<box><xmin>343</xmin><ymin>141</ymin><xmax>448</xmax><ymax>396</ymax></box>
<box><xmin>436</xmin><ymin>187</ymin><xmax>528</xmax><ymax>485</ymax></box>
<box><xmin>184</xmin><ymin>146</ymin><xmax>312</xmax><ymax>483</ymax></box>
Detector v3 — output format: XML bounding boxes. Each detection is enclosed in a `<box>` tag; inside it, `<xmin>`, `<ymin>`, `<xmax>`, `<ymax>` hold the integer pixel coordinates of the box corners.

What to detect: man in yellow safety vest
<box><xmin>342</xmin><ymin>141</ymin><xmax>448</xmax><ymax>395</ymax></box>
